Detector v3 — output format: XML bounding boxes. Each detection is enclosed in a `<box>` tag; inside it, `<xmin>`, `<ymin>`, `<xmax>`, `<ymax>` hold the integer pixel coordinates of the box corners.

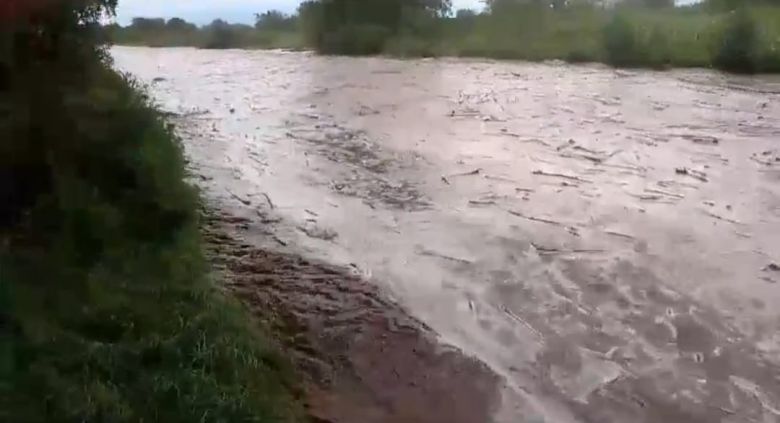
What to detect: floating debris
<box><xmin>680</xmin><ymin>134</ymin><xmax>719</xmax><ymax>145</ymax></box>
<box><xmin>531</xmin><ymin>242</ymin><xmax>604</xmax><ymax>255</ymax></box>
<box><xmin>605</xmin><ymin>231</ymin><xmax>635</xmax><ymax>240</ymax></box>
<box><xmin>700</xmin><ymin>209</ymin><xmax>741</xmax><ymax>225</ymax></box>
<box><xmin>484</xmin><ymin>174</ymin><xmax>515</xmax><ymax>183</ymax></box>
<box><xmin>447</xmin><ymin>168</ymin><xmax>482</xmax><ymax>178</ymax></box>
<box><xmin>765</xmin><ymin>263</ymin><xmax>780</xmax><ymax>272</ymax></box>
<box><xmin>675</xmin><ymin>167</ymin><xmax>708</xmax><ymax>182</ymax></box>
<box><xmin>417</xmin><ymin>248</ymin><xmax>473</xmax><ymax>265</ymax></box>
<box><xmin>297</xmin><ymin>224</ymin><xmax>338</xmax><ymax>241</ymax></box>
<box><xmin>227</xmin><ymin>189</ymin><xmax>252</xmax><ymax>206</ymax></box>
<box><xmin>469</xmin><ymin>200</ymin><xmax>497</xmax><ymax>206</ymax></box>
<box><xmin>508</xmin><ymin>210</ymin><xmax>562</xmax><ymax>226</ymax></box>
<box><xmin>532</xmin><ymin>170</ymin><xmax>592</xmax><ymax>183</ymax></box>
<box><xmin>644</xmin><ymin>188</ymin><xmax>684</xmax><ymax>199</ymax></box>
<box><xmin>261</xmin><ymin>193</ymin><xmax>275</xmax><ymax>210</ymax></box>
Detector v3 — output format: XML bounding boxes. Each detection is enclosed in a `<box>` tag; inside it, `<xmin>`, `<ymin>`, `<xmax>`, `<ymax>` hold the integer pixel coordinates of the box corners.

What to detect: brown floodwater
<box><xmin>114</xmin><ymin>46</ymin><xmax>780</xmax><ymax>423</ymax></box>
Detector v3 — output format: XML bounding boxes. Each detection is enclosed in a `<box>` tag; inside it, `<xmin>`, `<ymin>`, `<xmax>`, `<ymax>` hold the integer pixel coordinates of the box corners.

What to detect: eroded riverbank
<box><xmin>116</xmin><ymin>47</ymin><xmax>780</xmax><ymax>422</ymax></box>
<box><xmin>203</xmin><ymin>211</ymin><xmax>500</xmax><ymax>423</ymax></box>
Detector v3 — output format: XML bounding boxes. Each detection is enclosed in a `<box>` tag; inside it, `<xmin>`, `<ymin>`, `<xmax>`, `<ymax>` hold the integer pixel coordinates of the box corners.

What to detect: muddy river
<box><xmin>114</xmin><ymin>46</ymin><xmax>780</xmax><ymax>423</ymax></box>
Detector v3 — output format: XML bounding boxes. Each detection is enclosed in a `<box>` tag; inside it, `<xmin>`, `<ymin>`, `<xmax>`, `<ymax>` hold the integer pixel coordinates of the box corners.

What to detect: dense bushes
<box><xmin>714</xmin><ymin>8</ymin><xmax>760</xmax><ymax>72</ymax></box>
<box><xmin>318</xmin><ymin>24</ymin><xmax>391</xmax><ymax>54</ymax></box>
<box><xmin>448</xmin><ymin>4</ymin><xmax>780</xmax><ymax>73</ymax></box>
<box><xmin>203</xmin><ymin>19</ymin><xmax>240</xmax><ymax>49</ymax></box>
<box><xmin>111</xmin><ymin>16</ymin><xmax>304</xmax><ymax>50</ymax></box>
<box><xmin>603</xmin><ymin>14</ymin><xmax>640</xmax><ymax>66</ymax></box>
<box><xmin>709</xmin><ymin>6</ymin><xmax>780</xmax><ymax>73</ymax></box>
<box><xmin>602</xmin><ymin>14</ymin><xmax>672</xmax><ymax>68</ymax></box>
<box><xmin>298</xmin><ymin>0</ymin><xmax>447</xmax><ymax>55</ymax></box>
<box><xmin>2</xmin><ymin>1</ymin><xmax>301</xmax><ymax>421</ymax></box>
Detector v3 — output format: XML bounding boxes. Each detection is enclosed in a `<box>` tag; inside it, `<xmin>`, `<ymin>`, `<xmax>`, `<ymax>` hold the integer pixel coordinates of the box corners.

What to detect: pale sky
<box><xmin>116</xmin><ymin>0</ymin><xmax>486</xmax><ymax>25</ymax></box>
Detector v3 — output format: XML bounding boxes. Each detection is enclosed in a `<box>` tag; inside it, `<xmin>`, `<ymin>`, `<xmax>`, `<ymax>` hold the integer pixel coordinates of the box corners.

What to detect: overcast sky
<box><xmin>116</xmin><ymin>0</ymin><xmax>486</xmax><ymax>25</ymax></box>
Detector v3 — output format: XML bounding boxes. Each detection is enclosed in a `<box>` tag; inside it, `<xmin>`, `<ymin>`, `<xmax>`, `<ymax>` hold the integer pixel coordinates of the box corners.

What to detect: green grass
<box><xmin>1</xmin><ymin>61</ymin><xmax>302</xmax><ymax>422</ymax></box>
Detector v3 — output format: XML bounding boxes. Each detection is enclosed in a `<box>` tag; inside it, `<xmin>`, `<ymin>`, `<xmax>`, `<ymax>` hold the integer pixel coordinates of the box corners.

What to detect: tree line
<box><xmin>110</xmin><ymin>0</ymin><xmax>780</xmax><ymax>73</ymax></box>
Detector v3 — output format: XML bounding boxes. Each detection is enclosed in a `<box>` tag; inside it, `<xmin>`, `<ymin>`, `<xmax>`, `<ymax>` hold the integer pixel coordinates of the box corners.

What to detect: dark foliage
<box><xmin>603</xmin><ymin>14</ymin><xmax>639</xmax><ymax>66</ymax></box>
<box><xmin>299</xmin><ymin>0</ymin><xmax>451</xmax><ymax>55</ymax></box>
<box><xmin>255</xmin><ymin>10</ymin><xmax>297</xmax><ymax>31</ymax></box>
<box><xmin>2</xmin><ymin>1</ymin><xmax>302</xmax><ymax>421</ymax></box>
<box><xmin>713</xmin><ymin>7</ymin><xmax>759</xmax><ymax>73</ymax></box>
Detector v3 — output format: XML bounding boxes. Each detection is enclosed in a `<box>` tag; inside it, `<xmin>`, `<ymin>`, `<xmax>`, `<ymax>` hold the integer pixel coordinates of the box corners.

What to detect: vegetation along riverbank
<box><xmin>109</xmin><ymin>0</ymin><xmax>780</xmax><ymax>73</ymax></box>
<box><xmin>1</xmin><ymin>1</ymin><xmax>302</xmax><ymax>421</ymax></box>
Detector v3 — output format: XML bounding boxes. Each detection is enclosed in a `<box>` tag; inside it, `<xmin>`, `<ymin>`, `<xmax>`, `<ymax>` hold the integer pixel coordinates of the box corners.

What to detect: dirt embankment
<box><xmin>203</xmin><ymin>211</ymin><xmax>501</xmax><ymax>423</ymax></box>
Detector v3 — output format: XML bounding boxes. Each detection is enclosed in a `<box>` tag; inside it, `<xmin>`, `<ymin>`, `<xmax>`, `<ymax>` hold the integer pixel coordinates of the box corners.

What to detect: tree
<box><xmin>484</xmin><ymin>0</ymin><xmax>551</xmax><ymax>12</ymax></box>
<box><xmin>301</xmin><ymin>0</ymin><xmax>451</xmax><ymax>31</ymax></box>
<box><xmin>626</xmin><ymin>0</ymin><xmax>674</xmax><ymax>7</ymax></box>
<box><xmin>645</xmin><ymin>0</ymin><xmax>674</xmax><ymax>7</ymax></box>
<box><xmin>713</xmin><ymin>7</ymin><xmax>759</xmax><ymax>72</ymax></box>
<box><xmin>255</xmin><ymin>10</ymin><xmax>296</xmax><ymax>30</ymax></box>
<box><xmin>131</xmin><ymin>17</ymin><xmax>166</xmax><ymax>30</ymax></box>
<box><xmin>455</xmin><ymin>8</ymin><xmax>478</xmax><ymax>19</ymax></box>
<box><xmin>2</xmin><ymin>0</ymin><xmax>117</xmax><ymax>67</ymax></box>
<box><xmin>204</xmin><ymin>19</ymin><xmax>237</xmax><ymax>49</ymax></box>
<box><xmin>603</xmin><ymin>13</ymin><xmax>638</xmax><ymax>65</ymax></box>
<box><xmin>1</xmin><ymin>0</ymin><xmax>118</xmax><ymax>226</ymax></box>
<box><xmin>706</xmin><ymin>0</ymin><xmax>780</xmax><ymax>10</ymax></box>
<box><xmin>166</xmin><ymin>17</ymin><xmax>197</xmax><ymax>31</ymax></box>
<box><xmin>298</xmin><ymin>0</ymin><xmax>452</xmax><ymax>54</ymax></box>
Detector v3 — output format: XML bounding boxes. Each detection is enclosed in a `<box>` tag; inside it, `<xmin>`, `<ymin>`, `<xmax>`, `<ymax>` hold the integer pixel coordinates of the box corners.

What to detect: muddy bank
<box><xmin>203</xmin><ymin>212</ymin><xmax>500</xmax><ymax>423</ymax></box>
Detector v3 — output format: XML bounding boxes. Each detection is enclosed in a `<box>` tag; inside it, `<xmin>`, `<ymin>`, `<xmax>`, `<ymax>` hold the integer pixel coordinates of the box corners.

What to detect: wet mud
<box><xmin>203</xmin><ymin>213</ymin><xmax>500</xmax><ymax>423</ymax></box>
<box><xmin>115</xmin><ymin>47</ymin><xmax>780</xmax><ymax>422</ymax></box>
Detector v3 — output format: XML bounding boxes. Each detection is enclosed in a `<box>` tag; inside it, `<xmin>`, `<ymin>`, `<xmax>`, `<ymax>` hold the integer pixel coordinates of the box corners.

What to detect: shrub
<box><xmin>604</xmin><ymin>14</ymin><xmax>640</xmax><ymax>66</ymax></box>
<box><xmin>203</xmin><ymin>20</ymin><xmax>238</xmax><ymax>49</ymax></box>
<box><xmin>319</xmin><ymin>24</ymin><xmax>391</xmax><ymax>55</ymax></box>
<box><xmin>645</xmin><ymin>25</ymin><xmax>672</xmax><ymax>68</ymax></box>
<box><xmin>713</xmin><ymin>8</ymin><xmax>759</xmax><ymax>72</ymax></box>
<box><xmin>758</xmin><ymin>50</ymin><xmax>780</xmax><ymax>72</ymax></box>
<box><xmin>384</xmin><ymin>34</ymin><xmax>440</xmax><ymax>57</ymax></box>
<box><xmin>565</xmin><ymin>49</ymin><xmax>599</xmax><ymax>63</ymax></box>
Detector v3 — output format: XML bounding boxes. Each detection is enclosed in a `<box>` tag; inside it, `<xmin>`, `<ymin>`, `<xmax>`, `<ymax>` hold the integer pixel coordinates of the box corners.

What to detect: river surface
<box><xmin>114</xmin><ymin>46</ymin><xmax>780</xmax><ymax>423</ymax></box>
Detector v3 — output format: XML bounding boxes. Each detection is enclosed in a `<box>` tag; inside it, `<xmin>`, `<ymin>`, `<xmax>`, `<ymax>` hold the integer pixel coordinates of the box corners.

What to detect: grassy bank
<box><xmin>111</xmin><ymin>4</ymin><xmax>780</xmax><ymax>73</ymax></box>
<box><xmin>2</xmin><ymin>4</ymin><xmax>301</xmax><ymax>422</ymax></box>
